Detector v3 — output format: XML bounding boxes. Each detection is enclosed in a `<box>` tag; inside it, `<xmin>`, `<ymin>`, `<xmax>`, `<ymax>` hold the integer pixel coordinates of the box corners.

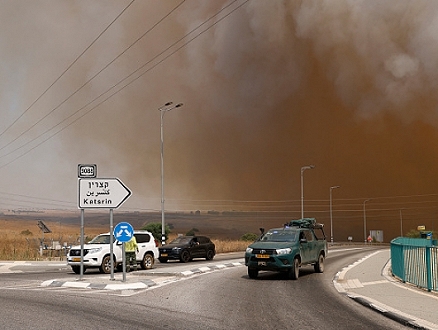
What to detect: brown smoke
<box><xmin>70</xmin><ymin>1</ymin><xmax>438</xmax><ymax>214</ymax></box>
<box><xmin>2</xmin><ymin>1</ymin><xmax>438</xmax><ymax>240</ymax></box>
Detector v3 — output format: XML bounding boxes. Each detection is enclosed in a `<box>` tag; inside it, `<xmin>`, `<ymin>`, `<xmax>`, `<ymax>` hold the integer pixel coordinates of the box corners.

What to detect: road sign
<box><xmin>78</xmin><ymin>164</ymin><xmax>97</xmax><ymax>178</ymax></box>
<box><xmin>113</xmin><ymin>222</ymin><xmax>134</xmax><ymax>243</ymax></box>
<box><xmin>78</xmin><ymin>178</ymin><xmax>131</xmax><ymax>209</ymax></box>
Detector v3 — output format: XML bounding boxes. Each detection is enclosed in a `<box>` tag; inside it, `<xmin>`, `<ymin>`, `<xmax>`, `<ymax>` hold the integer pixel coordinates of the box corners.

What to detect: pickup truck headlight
<box><xmin>246</xmin><ymin>247</ymin><xmax>253</xmax><ymax>253</ymax></box>
<box><xmin>276</xmin><ymin>248</ymin><xmax>291</xmax><ymax>255</ymax></box>
<box><xmin>88</xmin><ymin>247</ymin><xmax>102</xmax><ymax>254</ymax></box>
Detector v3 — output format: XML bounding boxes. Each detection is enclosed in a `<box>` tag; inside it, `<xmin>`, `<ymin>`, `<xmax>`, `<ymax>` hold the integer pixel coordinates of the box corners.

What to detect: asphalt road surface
<box><xmin>0</xmin><ymin>247</ymin><xmax>408</xmax><ymax>329</ymax></box>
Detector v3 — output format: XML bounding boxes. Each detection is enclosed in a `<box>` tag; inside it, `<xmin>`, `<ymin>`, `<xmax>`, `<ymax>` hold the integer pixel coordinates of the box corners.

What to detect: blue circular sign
<box><xmin>113</xmin><ymin>222</ymin><xmax>134</xmax><ymax>243</ymax></box>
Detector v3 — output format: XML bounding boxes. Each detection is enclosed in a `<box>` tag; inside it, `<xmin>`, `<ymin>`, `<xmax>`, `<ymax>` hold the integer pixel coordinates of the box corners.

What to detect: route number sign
<box><xmin>78</xmin><ymin>164</ymin><xmax>97</xmax><ymax>178</ymax></box>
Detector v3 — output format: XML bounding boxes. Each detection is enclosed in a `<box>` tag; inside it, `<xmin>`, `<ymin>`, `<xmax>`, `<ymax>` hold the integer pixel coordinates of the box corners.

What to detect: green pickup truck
<box><xmin>244</xmin><ymin>218</ymin><xmax>328</xmax><ymax>280</ymax></box>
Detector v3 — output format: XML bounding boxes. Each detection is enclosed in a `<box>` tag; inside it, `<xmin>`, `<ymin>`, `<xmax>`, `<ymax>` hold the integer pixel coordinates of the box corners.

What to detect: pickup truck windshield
<box><xmin>260</xmin><ymin>230</ymin><xmax>297</xmax><ymax>242</ymax></box>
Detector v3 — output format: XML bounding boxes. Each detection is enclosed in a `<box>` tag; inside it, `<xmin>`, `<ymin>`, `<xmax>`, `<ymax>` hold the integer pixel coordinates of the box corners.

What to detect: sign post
<box><xmin>113</xmin><ymin>222</ymin><xmax>134</xmax><ymax>282</ymax></box>
<box><xmin>77</xmin><ymin>168</ymin><xmax>132</xmax><ymax>280</ymax></box>
<box><xmin>77</xmin><ymin>164</ymin><xmax>97</xmax><ymax>280</ymax></box>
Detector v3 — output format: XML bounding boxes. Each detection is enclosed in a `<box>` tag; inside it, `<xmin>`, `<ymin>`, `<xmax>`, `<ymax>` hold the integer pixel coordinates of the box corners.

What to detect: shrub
<box><xmin>141</xmin><ymin>222</ymin><xmax>171</xmax><ymax>241</ymax></box>
<box><xmin>186</xmin><ymin>228</ymin><xmax>199</xmax><ymax>236</ymax></box>
<box><xmin>241</xmin><ymin>233</ymin><xmax>258</xmax><ymax>242</ymax></box>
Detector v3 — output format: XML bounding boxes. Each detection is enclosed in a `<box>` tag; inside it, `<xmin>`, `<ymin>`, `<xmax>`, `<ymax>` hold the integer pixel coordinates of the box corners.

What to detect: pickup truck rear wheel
<box><xmin>288</xmin><ymin>257</ymin><xmax>300</xmax><ymax>280</ymax></box>
<box><xmin>314</xmin><ymin>253</ymin><xmax>324</xmax><ymax>273</ymax></box>
<box><xmin>248</xmin><ymin>268</ymin><xmax>258</xmax><ymax>279</ymax></box>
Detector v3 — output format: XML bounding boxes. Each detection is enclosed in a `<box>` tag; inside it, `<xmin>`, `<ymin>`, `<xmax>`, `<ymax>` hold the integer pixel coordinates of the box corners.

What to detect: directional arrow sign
<box><xmin>78</xmin><ymin>178</ymin><xmax>132</xmax><ymax>209</ymax></box>
<box><xmin>113</xmin><ymin>222</ymin><xmax>134</xmax><ymax>243</ymax></box>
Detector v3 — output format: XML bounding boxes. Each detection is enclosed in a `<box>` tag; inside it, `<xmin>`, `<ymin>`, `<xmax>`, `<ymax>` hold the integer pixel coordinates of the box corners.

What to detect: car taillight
<box><xmin>154</xmin><ymin>239</ymin><xmax>159</xmax><ymax>247</ymax></box>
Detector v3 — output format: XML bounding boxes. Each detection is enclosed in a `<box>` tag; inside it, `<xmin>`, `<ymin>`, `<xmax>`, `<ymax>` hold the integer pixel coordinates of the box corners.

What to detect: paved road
<box><xmin>2</xmin><ymin>248</ymin><xmax>437</xmax><ymax>329</ymax></box>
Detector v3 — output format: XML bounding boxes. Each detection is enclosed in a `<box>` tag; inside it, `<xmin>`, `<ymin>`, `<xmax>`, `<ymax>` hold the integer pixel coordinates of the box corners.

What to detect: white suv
<box><xmin>67</xmin><ymin>230</ymin><xmax>159</xmax><ymax>274</ymax></box>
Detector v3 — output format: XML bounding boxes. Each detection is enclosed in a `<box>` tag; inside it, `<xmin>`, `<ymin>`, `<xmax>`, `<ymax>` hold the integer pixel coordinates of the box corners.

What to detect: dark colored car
<box><xmin>159</xmin><ymin>236</ymin><xmax>216</xmax><ymax>263</ymax></box>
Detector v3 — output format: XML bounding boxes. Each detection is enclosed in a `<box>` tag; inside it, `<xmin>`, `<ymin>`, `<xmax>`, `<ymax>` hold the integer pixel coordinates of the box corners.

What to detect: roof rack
<box><xmin>288</xmin><ymin>218</ymin><xmax>324</xmax><ymax>229</ymax></box>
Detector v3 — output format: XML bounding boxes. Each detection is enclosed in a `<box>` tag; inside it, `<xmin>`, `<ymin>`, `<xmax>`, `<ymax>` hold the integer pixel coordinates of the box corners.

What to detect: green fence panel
<box><xmin>390</xmin><ymin>237</ymin><xmax>437</xmax><ymax>292</ymax></box>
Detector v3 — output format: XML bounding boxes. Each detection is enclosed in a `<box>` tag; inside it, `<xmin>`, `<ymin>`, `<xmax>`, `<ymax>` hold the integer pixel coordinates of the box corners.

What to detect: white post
<box><xmin>330</xmin><ymin>185</ymin><xmax>340</xmax><ymax>244</ymax></box>
<box><xmin>159</xmin><ymin>102</ymin><xmax>183</xmax><ymax>245</ymax></box>
<box><xmin>300</xmin><ymin>165</ymin><xmax>315</xmax><ymax>219</ymax></box>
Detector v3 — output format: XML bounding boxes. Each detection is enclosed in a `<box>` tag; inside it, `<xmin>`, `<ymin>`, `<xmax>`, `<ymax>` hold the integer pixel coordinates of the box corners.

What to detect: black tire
<box><xmin>206</xmin><ymin>249</ymin><xmax>215</xmax><ymax>260</ymax></box>
<box><xmin>248</xmin><ymin>268</ymin><xmax>259</xmax><ymax>279</ymax></box>
<box><xmin>180</xmin><ymin>250</ymin><xmax>191</xmax><ymax>263</ymax></box>
<box><xmin>71</xmin><ymin>266</ymin><xmax>81</xmax><ymax>274</ymax></box>
<box><xmin>99</xmin><ymin>255</ymin><xmax>113</xmax><ymax>274</ymax></box>
<box><xmin>314</xmin><ymin>253</ymin><xmax>324</xmax><ymax>273</ymax></box>
<box><xmin>288</xmin><ymin>257</ymin><xmax>300</xmax><ymax>280</ymax></box>
<box><xmin>141</xmin><ymin>253</ymin><xmax>154</xmax><ymax>269</ymax></box>
<box><xmin>158</xmin><ymin>258</ymin><xmax>168</xmax><ymax>263</ymax></box>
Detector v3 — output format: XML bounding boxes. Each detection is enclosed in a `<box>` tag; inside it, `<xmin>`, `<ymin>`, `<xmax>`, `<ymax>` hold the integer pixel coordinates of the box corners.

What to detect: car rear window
<box><xmin>134</xmin><ymin>233</ymin><xmax>151</xmax><ymax>243</ymax></box>
<box><xmin>198</xmin><ymin>237</ymin><xmax>210</xmax><ymax>244</ymax></box>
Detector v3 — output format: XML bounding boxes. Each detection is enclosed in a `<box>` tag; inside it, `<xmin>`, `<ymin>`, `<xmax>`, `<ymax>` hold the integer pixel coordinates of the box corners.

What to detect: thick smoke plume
<box><xmin>1</xmin><ymin>0</ymin><xmax>438</xmax><ymax>239</ymax></box>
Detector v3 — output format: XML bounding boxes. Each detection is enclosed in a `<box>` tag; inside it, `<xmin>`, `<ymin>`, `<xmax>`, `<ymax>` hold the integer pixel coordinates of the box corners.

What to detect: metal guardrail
<box><xmin>390</xmin><ymin>237</ymin><xmax>438</xmax><ymax>292</ymax></box>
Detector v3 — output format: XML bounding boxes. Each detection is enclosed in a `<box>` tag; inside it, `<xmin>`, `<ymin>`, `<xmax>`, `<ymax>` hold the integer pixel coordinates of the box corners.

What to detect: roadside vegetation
<box><xmin>0</xmin><ymin>220</ymin><xmax>256</xmax><ymax>261</ymax></box>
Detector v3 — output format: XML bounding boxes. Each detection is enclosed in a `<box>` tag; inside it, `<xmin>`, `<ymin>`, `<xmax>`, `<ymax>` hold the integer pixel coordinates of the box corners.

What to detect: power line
<box><xmin>0</xmin><ymin>0</ymin><xmax>248</xmax><ymax>168</ymax></box>
<box><xmin>0</xmin><ymin>0</ymin><xmax>136</xmax><ymax>142</ymax></box>
<box><xmin>0</xmin><ymin>0</ymin><xmax>185</xmax><ymax>154</ymax></box>
<box><xmin>0</xmin><ymin>192</ymin><xmax>75</xmax><ymax>208</ymax></box>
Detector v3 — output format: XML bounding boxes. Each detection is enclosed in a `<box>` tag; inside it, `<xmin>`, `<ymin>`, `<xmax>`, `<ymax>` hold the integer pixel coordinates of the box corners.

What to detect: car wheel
<box><xmin>180</xmin><ymin>250</ymin><xmax>191</xmax><ymax>263</ymax></box>
<box><xmin>206</xmin><ymin>249</ymin><xmax>215</xmax><ymax>260</ymax></box>
<box><xmin>141</xmin><ymin>253</ymin><xmax>154</xmax><ymax>269</ymax></box>
<box><xmin>248</xmin><ymin>268</ymin><xmax>258</xmax><ymax>279</ymax></box>
<box><xmin>288</xmin><ymin>257</ymin><xmax>300</xmax><ymax>280</ymax></box>
<box><xmin>99</xmin><ymin>255</ymin><xmax>113</xmax><ymax>274</ymax></box>
<box><xmin>71</xmin><ymin>266</ymin><xmax>81</xmax><ymax>274</ymax></box>
<box><xmin>158</xmin><ymin>258</ymin><xmax>168</xmax><ymax>263</ymax></box>
<box><xmin>314</xmin><ymin>253</ymin><xmax>324</xmax><ymax>273</ymax></box>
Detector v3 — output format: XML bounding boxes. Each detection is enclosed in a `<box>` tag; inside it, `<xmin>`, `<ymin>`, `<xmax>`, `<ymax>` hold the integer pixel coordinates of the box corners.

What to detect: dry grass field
<box><xmin>0</xmin><ymin>210</ymin><xmax>273</xmax><ymax>260</ymax></box>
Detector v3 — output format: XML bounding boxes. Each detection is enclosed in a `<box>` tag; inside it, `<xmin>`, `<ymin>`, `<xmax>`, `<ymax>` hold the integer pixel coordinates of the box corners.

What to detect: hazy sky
<box><xmin>1</xmin><ymin>0</ymin><xmax>438</xmax><ymax>230</ymax></box>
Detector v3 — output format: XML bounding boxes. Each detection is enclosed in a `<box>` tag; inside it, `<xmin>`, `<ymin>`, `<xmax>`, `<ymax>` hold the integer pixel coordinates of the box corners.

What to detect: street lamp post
<box><xmin>300</xmin><ymin>165</ymin><xmax>315</xmax><ymax>219</ymax></box>
<box><xmin>160</xmin><ymin>101</ymin><xmax>183</xmax><ymax>245</ymax></box>
<box><xmin>329</xmin><ymin>185</ymin><xmax>340</xmax><ymax>244</ymax></box>
<box><xmin>363</xmin><ymin>199</ymin><xmax>370</xmax><ymax>243</ymax></box>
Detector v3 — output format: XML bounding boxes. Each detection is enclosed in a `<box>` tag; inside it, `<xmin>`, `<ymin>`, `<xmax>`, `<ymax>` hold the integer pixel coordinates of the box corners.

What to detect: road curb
<box><xmin>347</xmin><ymin>294</ymin><xmax>428</xmax><ymax>330</ymax></box>
<box><xmin>333</xmin><ymin>251</ymin><xmax>437</xmax><ymax>330</ymax></box>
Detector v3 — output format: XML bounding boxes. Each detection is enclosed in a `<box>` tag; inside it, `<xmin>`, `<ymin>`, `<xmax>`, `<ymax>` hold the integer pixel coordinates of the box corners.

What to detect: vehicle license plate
<box><xmin>160</xmin><ymin>253</ymin><xmax>168</xmax><ymax>257</ymax></box>
<box><xmin>258</xmin><ymin>261</ymin><xmax>267</xmax><ymax>266</ymax></box>
<box><xmin>256</xmin><ymin>254</ymin><xmax>269</xmax><ymax>259</ymax></box>
<box><xmin>72</xmin><ymin>258</ymin><xmax>81</xmax><ymax>262</ymax></box>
